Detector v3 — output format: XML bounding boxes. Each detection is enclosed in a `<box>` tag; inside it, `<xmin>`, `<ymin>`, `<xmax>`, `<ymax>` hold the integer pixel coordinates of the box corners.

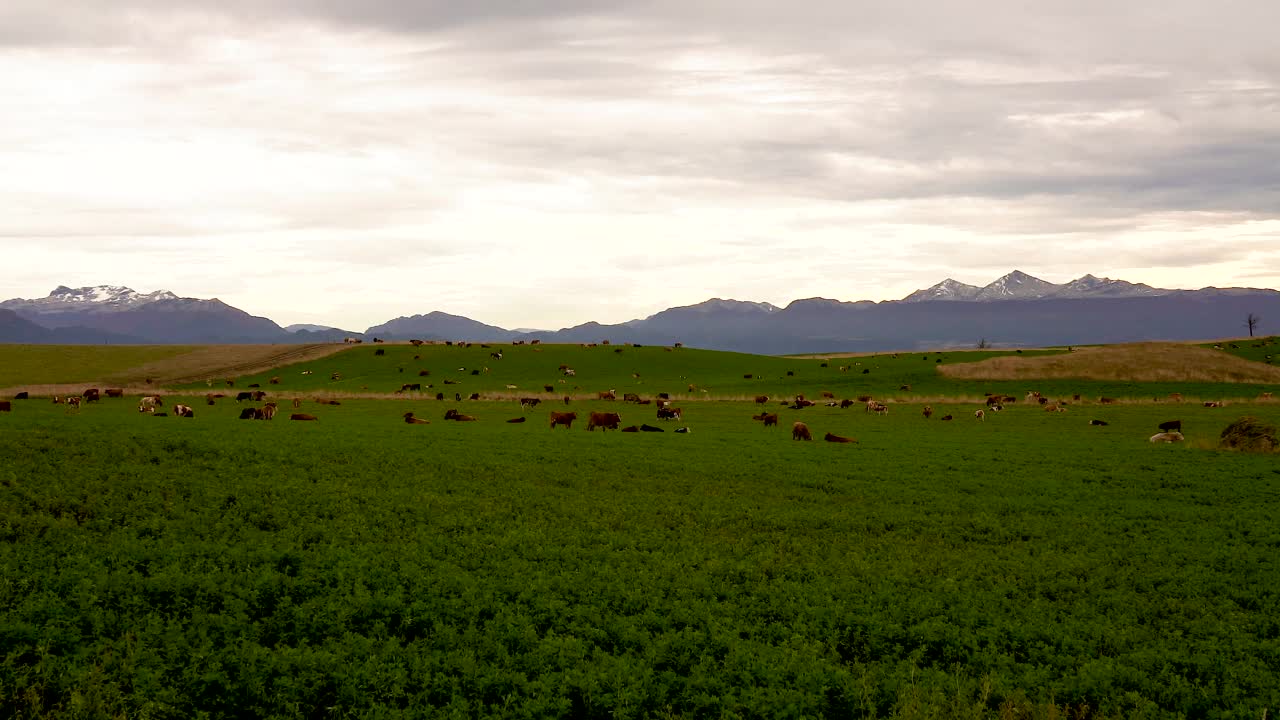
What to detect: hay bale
<box><xmin>1218</xmin><ymin>416</ymin><xmax>1278</xmax><ymax>452</ymax></box>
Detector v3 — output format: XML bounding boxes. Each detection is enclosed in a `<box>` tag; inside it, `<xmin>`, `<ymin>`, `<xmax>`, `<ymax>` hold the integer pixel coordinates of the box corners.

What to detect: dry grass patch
<box><xmin>111</xmin><ymin>344</ymin><xmax>351</xmax><ymax>385</ymax></box>
<box><xmin>938</xmin><ymin>342</ymin><xmax>1280</xmax><ymax>384</ymax></box>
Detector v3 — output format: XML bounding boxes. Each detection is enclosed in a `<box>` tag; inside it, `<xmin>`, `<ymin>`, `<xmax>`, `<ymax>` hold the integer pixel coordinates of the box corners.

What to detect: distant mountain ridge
<box><xmin>1</xmin><ymin>275</ymin><xmax>1276</xmax><ymax>353</ymax></box>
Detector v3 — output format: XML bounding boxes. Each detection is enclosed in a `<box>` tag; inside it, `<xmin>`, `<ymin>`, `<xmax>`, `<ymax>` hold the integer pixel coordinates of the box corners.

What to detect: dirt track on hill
<box><xmin>120</xmin><ymin>344</ymin><xmax>352</xmax><ymax>384</ymax></box>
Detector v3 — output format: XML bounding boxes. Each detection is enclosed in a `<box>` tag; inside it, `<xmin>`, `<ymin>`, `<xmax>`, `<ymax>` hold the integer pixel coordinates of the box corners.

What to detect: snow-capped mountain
<box><xmin>902</xmin><ymin>272</ymin><xmax>1175</xmax><ymax>302</ymax></box>
<box><xmin>1</xmin><ymin>285</ymin><xmax>181</xmax><ymax>314</ymax></box>
<box><xmin>902</xmin><ymin>279</ymin><xmax>982</xmax><ymax>303</ymax></box>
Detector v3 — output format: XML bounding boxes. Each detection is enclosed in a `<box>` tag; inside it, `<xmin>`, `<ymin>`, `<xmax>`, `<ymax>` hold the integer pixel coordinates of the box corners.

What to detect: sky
<box><xmin>1</xmin><ymin>1</ymin><xmax>1278</xmax><ymax>332</ymax></box>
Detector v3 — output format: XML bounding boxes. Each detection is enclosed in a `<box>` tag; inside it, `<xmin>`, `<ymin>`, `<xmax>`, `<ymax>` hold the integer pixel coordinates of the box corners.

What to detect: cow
<box><xmin>138</xmin><ymin>396</ymin><xmax>162</xmax><ymax>413</ymax></box>
<box><xmin>1099</xmin><ymin>397</ymin><xmax>1118</xmax><ymax>405</ymax></box>
<box><xmin>66</xmin><ymin>397</ymin><xmax>81</xmax><ymax>410</ymax></box>
<box><xmin>398</xmin><ymin>383</ymin><xmax>422</xmax><ymax>393</ymax></box>
<box><xmin>598</xmin><ymin>390</ymin><xmax>617</xmax><ymax>401</ymax></box>
<box><xmin>1260</xmin><ymin>392</ymin><xmax>1274</xmax><ymax>400</ymax></box>
<box><xmin>840</xmin><ymin>399</ymin><xmax>855</xmax><ymax>409</ymax></box>
<box><xmin>174</xmin><ymin>404</ymin><xmax>194</xmax><ymax>418</ymax></box>
<box><xmin>1150</xmin><ymin>431</ymin><xmax>1185</xmax><ymax>443</ymax></box>
<box><xmin>469</xmin><ymin>393</ymin><xmax>481</xmax><ymax>401</ymax></box>
<box><xmin>974</xmin><ymin>409</ymin><xmax>985</xmax><ymax>421</ymax></box>
<box><xmin>657</xmin><ymin>392</ymin><xmax>670</xmax><ymax>400</ymax></box>
<box><xmin>252</xmin><ymin>391</ymin><xmax>267</xmax><ymax>402</ymax></box>
<box><xmin>507</xmin><ymin>417</ymin><xmax>526</xmax><ymax>423</ymax></box>
<box><xmin>444</xmin><ymin>409</ymin><xmax>477</xmax><ymax>421</ymax></box>
<box><xmin>1203</xmin><ymin>401</ymin><xmax>1224</xmax><ymax>408</ymax></box>
<box><xmin>869</xmin><ymin>402</ymin><xmax>888</xmax><ymax>416</ymax></box>
<box><xmin>623</xmin><ymin>393</ymin><xmax>641</xmax><ymax>403</ymax></box>
<box><xmin>549</xmin><ymin>411</ymin><xmax>577</xmax><ymax>429</ymax></box>
<box><xmin>290</xmin><ymin>413</ymin><xmax>319</xmax><ymax>421</ymax></box>
<box><xmin>0</xmin><ymin>401</ymin><xmax>10</xmax><ymax>412</ymax></box>
<box><xmin>674</xmin><ymin>427</ymin><xmax>690</xmax><ymax>433</ymax></box>
<box><xmin>1158</xmin><ymin>420</ymin><xmax>1182</xmax><ymax>433</ymax></box>
<box><xmin>792</xmin><ymin>422</ymin><xmax>812</xmax><ymax>441</ymax></box>
<box><xmin>403</xmin><ymin>412</ymin><xmax>430</xmax><ymax>424</ymax></box>
<box><xmin>13</xmin><ymin>392</ymin><xmax>28</xmax><ymax>400</ymax></box>
<box><xmin>753</xmin><ymin>395</ymin><xmax>769</xmax><ymax>406</ymax></box>
<box><xmin>418</xmin><ymin>370</ymin><xmax>431</xmax><ymax>377</ymax></box>
<box><xmin>261</xmin><ymin>403</ymin><xmax>277</xmax><ymax>420</ymax></box>
<box><xmin>1168</xmin><ymin>392</ymin><xmax>1183</xmax><ymax>402</ymax></box>
<box><xmin>269</xmin><ymin>376</ymin><xmax>281</xmax><ymax>385</ymax></box>
<box><xmin>410</xmin><ymin>339</ymin><xmax>424</xmax><ymax>347</ymax></box>
<box><xmin>941</xmin><ymin>414</ymin><xmax>953</xmax><ymax>421</ymax></box>
<box><xmin>544</xmin><ymin>385</ymin><xmax>555</xmax><ymax>393</ymax></box>
<box><xmin>824</xmin><ymin>432</ymin><xmax>857</xmax><ymax>443</ymax></box>
<box><xmin>985</xmin><ymin>395</ymin><xmax>1002</xmax><ymax>407</ymax></box>
<box><xmin>657</xmin><ymin>407</ymin><xmax>682</xmax><ymax>421</ymax></box>
<box><xmin>761</xmin><ymin>413</ymin><xmax>779</xmax><ymax>427</ymax></box>
<box><xmin>519</xmin><ymin>397</ymin><xmax>542</xmax><ymax>410</ymax></box>
<box><xmin>83</xmin><ymin>388</ymin><xmax>100</xmax><ymax>403</ymax></box>
<box><xmin>922</xmin><ymin>405</ymin><xmax>933</xmax><ymax>419</ymax></box>
<box><xmin>821</xmin><ymin>391</ymin><xmax>835</xmax><ymax>399</ymax></box>
<box><xmin>587</xmin><ymin>411</ymin><xmax>622</xmax><ymax>431</ymax></box>
<box><xmin>105</xmin><ymin>388</ymin><xmax>124</xmax><ymax>398</ymax></box>
<box><xmin>235</xmin><ymin>392</ymin><xmax>253</xmax><ymax>403</ymax></box>
<box><xmin>899</xmin><ymin>385</ymin><xmax>911</xmax><ymax>392</ymax></box>
<box><xmin>637</xmin><ymin>424</ymin><xmax>663</xmax><ymax>432</ymax></box>
<box><xmin>239</xmin><ymin>407</ymin><xmax>259</xmax><ymax>420</ymax></box>
<box><xmin>1090</xmin><ymin>419</ymin><xmax>1110</xmax><ymax>426</ymax></box>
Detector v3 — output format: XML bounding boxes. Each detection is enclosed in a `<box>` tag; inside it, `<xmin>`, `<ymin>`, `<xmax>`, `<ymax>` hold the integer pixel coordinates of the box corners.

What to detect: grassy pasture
<box><xmin>2</xmin><ymin>387</ymin><xmax>1280</xmax><ymax>718</ymax></box>
<box><xmin>0</xmin><ymin>345</ymin><xmax>198</xmax><ymax>389</ymax></box>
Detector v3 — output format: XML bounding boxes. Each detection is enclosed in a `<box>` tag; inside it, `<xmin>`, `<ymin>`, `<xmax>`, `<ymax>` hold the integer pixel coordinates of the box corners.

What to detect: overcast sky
<box><xmin>2</xmin><ymin>1</ymin><xmax>1277</xmax><ymax>331</ymax></box>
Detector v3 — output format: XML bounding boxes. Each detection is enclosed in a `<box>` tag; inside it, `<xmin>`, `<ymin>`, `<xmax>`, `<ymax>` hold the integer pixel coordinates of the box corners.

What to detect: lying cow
<box><xmin>403</xmin><ymin>412</ymin><xmax>430</xmax><ymax>424</ymax></box>
<box><xmin>657</xmin><ymin>407</ymin><xmax>682</xmax><ymax>421</ymax></box>
<box><xmin>1149</xmin><ymin>431</ymin><xmax>1185</xmax><ymax>443</ymax></box>
<box><xmin>443</xmin><ymin>409</ymin><xmax>477</xmax><ymax>421</ymax></box>
<box><xmin>587</xmin><ymin>411</ymin><xmax>622</xmax><ymax>431</ymax></box>
<box><xmin>138</xmin><ymin>396</ymin><xmax>163</xmax><ymax>413</ymax></box>
<box><xmin>290</xmin><ymin>413</ymin><xmax>319</xmax><ymax>421</ymax></box>
<box><xmin>824</xmin><ymin>432</ymin><xmax>857</xmax><ymax>443</ymax></box>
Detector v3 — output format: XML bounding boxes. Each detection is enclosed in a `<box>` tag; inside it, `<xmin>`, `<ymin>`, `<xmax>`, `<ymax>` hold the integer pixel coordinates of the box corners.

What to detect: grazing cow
<box><xmin>239</xmin><ymin>407</ymin><xmax>259</xmax><ymax>419</ymax></box>
<box><xmin>759</xmin><ymin>413</ymin><xmax>779</xmax><ymax>427</ymax></box>
<box><xmin>444</xmin><ymin>409</ymin><xmax>477</xmax><ymax>421</ymax></box>
<box><xmin>985</xmin><ymin>396</ymin><xmax>1002</xmax><ymax>407</ymax></box>
<box><xmin>260</xmin><ymin>403</ymin><xmax>277</xmax><ymax>420</ymax></box>
<box><xmin>291</xmin><ymin>413</ymin><xmax>318</xmax><ymax>421</ymax></box>
<box><xmin>469</xmin><ymin>393</ymin><xmax>481</xmax><ymax>401</ymax></box>
<box><xmin>105</xmin><ymin>388</ymin><xmax>124</xmax><ymax>398</ymax></box>
<box><xmin>752</xmin><ymin>395</ymin><xmax>770</xmax><ymax>406</ymax></box>
<box><xmin>1203</xmin><ymin>401</ymin><xmax>1224</xmax><ymax>408</ymax></box>
<box><xmin>374</xmin><ymin>349</ymin><xmax>385</xmax><ymax>356</ymax></box>
<box><xmin>657</xmin><ymin>407</ymin><xmax>682</xmax><ymax>421</ymax></box>
<box><xmin>235</xmin><ymin>392</ymin><xmax>253</xmax><ymax>403</ymax></box>
<box><xmin>598</xmin><ymin>390</ymin><xmax>617</xmax><ymax>401</ymax></box>
<box><xmin>1260</xmin><ymin>392</ymin><xmax>1274</xmax><ymax>400</ymax></box>
<box><xmin>821</xmin><ymin>391</ymin><xmax>835</xmax><ymax>399</ymax></box>
<box><xmin>870</xmin><ymin>402</ymin><xmax>888</xmax><ymax>416</ymax></box>
<box><xmin>507</xmin><ymin>417</ymin><xmax>526</xmax><ymax>423</ymax></box>
<box><xmin>398</xmin><ymin>383</ymin><xmax>422</xmax><ymax>393</ymax></box>
<box><xmin>138</xmin><ymin>396</ymin><xmax>162</xmax><ymax>413</ymax></box>
<box><xmin>490</xmin><ymin>351</ymin><xmax>503</xmax><ymax>360</ymax></box>
<box><xmin>1099</xmin><ymin>397</ymin><xmax>1118</xmax><ymax>405</ymax></box>
<box><xmin>410</xmin><ymin>339</ymin><xmax>424</xmax><ymax>347</ymax></box>
<box><xmin>1167</xmin><ymin>392</ymin><xmax>1183</xmax><ymax>402</ymax></box>
<box><xmin>520</xmin><ymin>397</ymin><xmax>542</xmax><ymax>410</ymax></box>
<box><xmin>792</xmin><ymin>422</ymin><xmax>812</xmax><ymax>441</ymax></box>
<box><xmin>248</xmin><ymin>383</ymin><xmax>260</xmax><ymax>388</ymax></box>
<box><xmin>417</xmin><ymin>370</ymin><xmax>431</xmax><ymax>377</ymax></box>
<box><xmin>14</xmin><ymin>392</ymin><xmax>28</xmax><ymax>400</ymax></box>
<box><xmin>174</xmin><ymin>404</ymin><xmax>194</xmax><ymax>418</ymax></box>
<box><xmin>840</xmin><ymin>399</ymin><xmax>855</xmax><ymax>409</ymax></box>
<box><xmin>824</xmin><ymin>432</ymin><xmax>857</xmax><ymax>443</ymax></box>
<box><xmin>899</xmin><ymin>385</ymin><xmax>911</xmax><ymax>392</ymax></box>
<box><xmin>1090</xmin><ymin>419</ymin><xmax>1109</xmax><ymax>426</ymax></box>
<box><xmin>0</xmin><ymin>401</ymin><xmax>10</xmax><ymax>412</ymax></box>
<box><xmin>66</xmin><ymin>397</ymin><xmax>81</xmax><ymax>410</ymax></box>
<box><xmin>1158</xmin><ymin>420</ymin><xmax>1182</xmax><ymax>433</ymax></box>
<box><xmin>270</xmin><ymin>377</ymin><xmax>281</xmax><ymax>385</ymax></box>
<box><xmin>623</xmin><ymin>393</ymin><xmax>641</xmax><ymax>403</ymax></box>
<box><xmin>549</xmin><ymin>411</ymin><xmax>577</xmax><ymax>429</ymax></box>
<box><xmin>543</xmin><ymin>385</ymin><xmax>555</xmax><ymax>393</ymax></box>
<box><xmin>922</xmin><ymin>405</ymin><xmax>933</xmax><ymax>419</ymax></box>
<box><xmin>83</xmin><ymin>388</ymin><xmax>100</xmax><ymax>403</ymax></box>
<box><xmin>587</xmin><ymin>412</ymin><xmax>622</xmax><ymax>431</ymax></box>
<box><xmin>974</xmin><ymin>409</ymin><xmax>985</xmax><ymax>421</ymax></box>
<box><xmin>941</xmin><ymin>414</ymin><xmax>953</xmax><ymax>421</ymax></box>
<box><xmin>403</xmin><ymin>412</ymin><xmax>430</xmax><ymax>424</ymax></box>
<box><xmin>1149</xmin><ymin>431</ymin><xmax>1184</xmax><ymax>443</ymax></box>
<box><xmin>251</xmin><ymin>391</ymin><xmax>267</xmax><ymax>402</ymax></box>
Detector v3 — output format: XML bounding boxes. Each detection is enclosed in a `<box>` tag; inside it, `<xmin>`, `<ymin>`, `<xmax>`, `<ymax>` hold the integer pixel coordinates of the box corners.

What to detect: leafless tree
<box><xmin>1246</xmin><ymin>312</ymin><xmax>1260</xmax><ymax>337</ymax></box>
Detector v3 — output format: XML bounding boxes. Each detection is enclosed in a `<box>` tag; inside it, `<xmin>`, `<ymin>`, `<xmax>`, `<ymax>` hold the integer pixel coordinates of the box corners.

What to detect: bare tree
<box><xmin>1246</xmin><ymin>312</ymin><xmax>1260</xmax><ymax>337</ymax></box>
<box><xmin>977</xmin><ymin>338</ymin><xmax>989</xmax><ymax>349</ymax></box>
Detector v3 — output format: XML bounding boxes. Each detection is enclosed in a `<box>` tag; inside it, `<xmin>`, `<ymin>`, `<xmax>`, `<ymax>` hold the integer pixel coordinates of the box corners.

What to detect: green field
<box><xmin>2</xmin><ymin>343</ymin><xmax>1279</xmax><ymax>718</ymax></box>
<box><xmin>0</xmin><ymin>345</ymin><xmax>199</xmax><ymax>388</ymax></box>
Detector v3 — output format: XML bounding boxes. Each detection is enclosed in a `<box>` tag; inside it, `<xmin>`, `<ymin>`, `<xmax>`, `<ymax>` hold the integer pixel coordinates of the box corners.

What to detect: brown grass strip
<box><xmin>106</xmin><ymin>344</ymin><xmax>352</xmax><ymax>385</ymax></box>
<box><xmin>938</xmin><ymin>342</ymin><xmax>1280</xmax><ymax>384</ymax></box>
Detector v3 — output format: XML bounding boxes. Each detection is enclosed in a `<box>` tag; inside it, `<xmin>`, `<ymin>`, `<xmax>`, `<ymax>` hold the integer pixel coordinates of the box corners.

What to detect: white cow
<box><xmin>1149</xmin><ymin>431</ymin><xmax>1185</xmax><ymax>443</ymax></box>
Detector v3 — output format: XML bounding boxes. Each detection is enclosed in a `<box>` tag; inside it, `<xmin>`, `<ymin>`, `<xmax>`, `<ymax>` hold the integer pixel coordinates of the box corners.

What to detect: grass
<box><xmin>938</xmin><ymin>342</ymin><xmax>1280</xmax><ymax>385</ymax></box>
<box><xmin>0</xmin><ymin>345</ymin><xmax>198</xmax><ymax>389</ymax></box>
<box><xmin>1</xmin><ymin>394</ymin><xmax>1278</xmax><ymax>717</ymax></box>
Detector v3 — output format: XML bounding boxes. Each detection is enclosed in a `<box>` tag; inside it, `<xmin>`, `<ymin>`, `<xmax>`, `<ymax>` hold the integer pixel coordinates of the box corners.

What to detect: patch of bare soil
<box><xmin>109</xmin><ymin>344</ymin><xmax>352</xmax><ymax>385</ymax></box>
<box><xmin>938</xmin><ymin>342</ymin><xmax>1280</xmax><ymax>384</ymax></box>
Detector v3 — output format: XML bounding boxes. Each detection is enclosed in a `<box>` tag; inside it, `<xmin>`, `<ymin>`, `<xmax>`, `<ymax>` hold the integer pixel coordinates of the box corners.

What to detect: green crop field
<box><xmin>2</xmin><ymin>343</ymin><xmax>1279</xmax><ymax>718</ymax></box>
<box><xmin>0</xmin><ymin>345</ymin><xmax>199</xmax><ymax>389</ymax></box>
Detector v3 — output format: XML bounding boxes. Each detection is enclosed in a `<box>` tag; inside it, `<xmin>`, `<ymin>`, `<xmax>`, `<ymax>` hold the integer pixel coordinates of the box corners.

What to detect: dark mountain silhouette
<box><xmin>2</xmin><ymin>275</ymin><xmax>1276</xmax><ymax>352</ymax></box>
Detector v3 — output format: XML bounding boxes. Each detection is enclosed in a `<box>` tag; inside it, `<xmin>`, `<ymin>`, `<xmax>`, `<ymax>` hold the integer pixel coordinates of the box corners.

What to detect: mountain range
<box><xmin>2</xmin><ymin>272</ymin><xmax>1276</xmax><ymax>354</ymax></box>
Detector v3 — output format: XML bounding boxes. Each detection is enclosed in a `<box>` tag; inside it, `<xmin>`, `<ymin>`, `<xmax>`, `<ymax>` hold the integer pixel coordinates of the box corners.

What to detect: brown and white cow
<box><xmin>174</xmin><ymin>404</ymin><xmax>195</xmax><ymax>418</ymax></box>
<box><xmin>138</xmin><ymin>396</ymin><xmax>163</xmax><ymax>413</ymax></box>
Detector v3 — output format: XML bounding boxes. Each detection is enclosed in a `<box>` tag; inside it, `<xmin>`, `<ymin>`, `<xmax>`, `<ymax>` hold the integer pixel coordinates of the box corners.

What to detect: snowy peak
<box><xmin>902</xmin><ymin>272</ymin><xmax>1177</xmax><ymax>303</ymax></box>
<box><xmin>902</xmin><ymin>278</ymin><xmax>981</xmax><ymax>302</ymax></box>
<box><xmin>974</xmin><ymin>270</ymin><xmax>1057</xmax><ymax>301</ymax></box>
<box><xmin>3</xmin><ymin>285</ymin><xmax>182</xmax><ymax>313</ymax></box>
<box><xmin>671</xmin><ymin>298</ymin><xmax>781</xmax><ymax>314</ymax></box>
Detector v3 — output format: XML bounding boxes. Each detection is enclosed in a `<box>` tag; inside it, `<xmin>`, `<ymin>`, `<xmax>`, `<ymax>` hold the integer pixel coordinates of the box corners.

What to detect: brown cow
<box><xmin>840</xmin><ymin>399</ymin><xmax>855</xmax><ymax>409</ymax></box>
<box><xmin>443</xmin><ymin>409</ymin><xmax>477</xmax><ymax>421</ymax></box>
<box><xmin>821</xmin><ymin>391</ymin><xmax>835</xmax><ymax>399</ymax></box>
<box><xmin>83</xmin><ymin>388</ymin><xmax>100</xmax><ymax>403</ymax></box>
<box><xmin>587</xmin><ymin>411</ymin><xmax>622</xmax><ymax>431</ymax></box>
<box><xmin>824</xmin><ymin>432</ymin><xmax>857</xmax><ymax>443</ymax></box>
<box><xmin>656</xmin><ymin>406</ymin><xmax>682</xmax><ymax>421</ymax></box>
<box><xmin>290</xmin><ymin>413</ymin><xmax>318</xmax><ymax>421</ymax></box>
<box><xmin>174</xmin><ymin>404</ymin><xmax>195</xmax><ymax>418</ymax></box>
<box><xmin>754</xmin><ymin>395</ymin><xmax>769</xmax><ymax>405</ymax></box>
<box><xmin>403</xmin><ymin>412</ymin><xmax>430</xmax><ymax>424</ymax></box>
<box><xmin>761</xmin><ymin>413</ymin><xmax>779</xmax><ymax>427</ymax></box>
<box><xmin>292</xmin><ymin>398</ymin><xmax>302</xmax><ymax>409</ymax></box>
<box><xmin>270</xmin><ymin>376</ymin><xmax>281</xmax><ymax>385</ymax></box>
<box><xmin>792</xmin><ymin>422</ymin><xmax>812</xmax><ymax>441</ymax></box>
<box><xmin>549</xmin><ymin>411</ymin><xmax>577</xmax><ymax>429</ymax></box>
<box><xmin>598</xmin><ymin>390</ymin><xmax>617</xmax><ymax>401</ymax></box>
<box><xmin>0</xmin><ymin>401</ymin><xmax>10</xmax><ymax>412</ymax></box>
<box><xmin>261</xmin><ymin>403</ymin><xmax>277</xmax><ymax>420</ymax></box>
<box><xmin>506</xmin><ymin>417</ymin><xmax>526</xmax><ymax>423</ymax></box>
<box><xmin>105</xmin><ymin>388</ymin><xmax>124</xmax><ymax>398</ymax></box>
